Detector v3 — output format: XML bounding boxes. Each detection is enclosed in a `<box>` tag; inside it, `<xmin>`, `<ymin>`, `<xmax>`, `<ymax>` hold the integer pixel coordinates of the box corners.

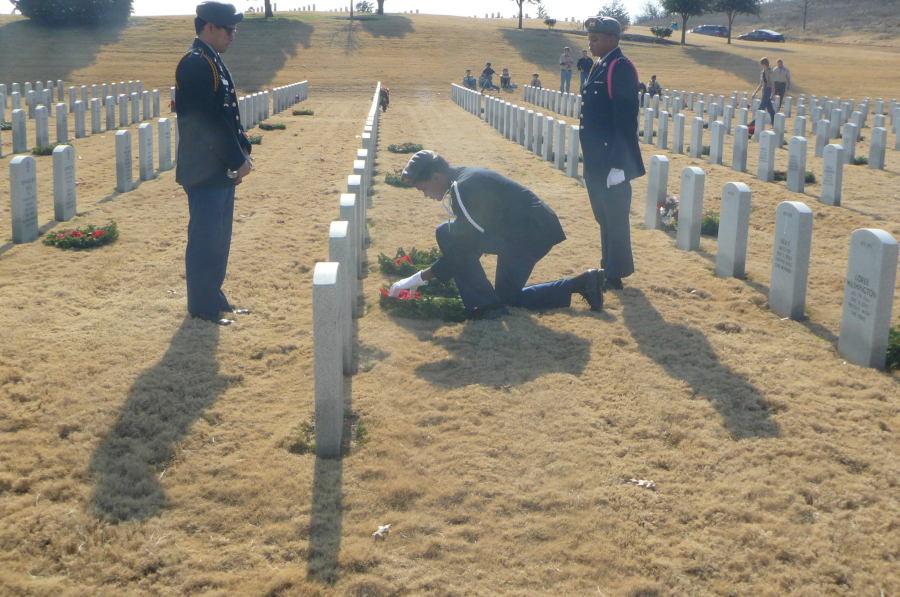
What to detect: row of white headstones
<box><xmin>451</xmin><ymin>83</ymin><xmax>898</xmax><ymax>371</ymax></box>
<box><xmin>312</xmin><ymin>82</ymin><xmax>382</xmax><ymax>459</ymax></box>
<box><xmin>6</xmin><ymin>81</ymin><xmax>311</xmax><ymax>244</ymax></box>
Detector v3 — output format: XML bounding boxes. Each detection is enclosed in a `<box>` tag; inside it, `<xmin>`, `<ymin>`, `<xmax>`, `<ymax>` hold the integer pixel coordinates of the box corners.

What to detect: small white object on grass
<box><xmin>628</xmin><ymin>479</ymin><xmax>657</xmax><ymax>491</ymax></box>
<box><xmin>372</xmin><ymin>524</ymin><xmax>391</xmax><ymax>541</ymax></box>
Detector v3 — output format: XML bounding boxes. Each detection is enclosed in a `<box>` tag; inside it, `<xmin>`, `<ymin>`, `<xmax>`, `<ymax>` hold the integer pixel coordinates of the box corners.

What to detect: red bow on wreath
<box><xmin>393</xmin><ymin>254</ymin><xmax>413</xmax><ymax>266</ymax></box>
<box><xmin>379</xmin><ymin>287</ymin><xmax>422</xmax><ymax>300</ymax></box>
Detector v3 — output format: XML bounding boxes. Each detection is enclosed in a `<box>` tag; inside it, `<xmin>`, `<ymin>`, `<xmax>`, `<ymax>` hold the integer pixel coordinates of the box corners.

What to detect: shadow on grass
<box><xmin>500</xmin><ymin>27</ymin><xmax>588</xmax><ymax>74</ymax></box>
<box><xmin>355</xmin><ymin>14</ymin><xmax>414</xmax><ymax>38</ymax></box>
<box><xmin>411</xmin><ymin>312</ymin><xmax>591</xmax><ymax>388</ymax></box>
<box><xmin>621</xmin><ymin>288</ymin><xmax>780</xmax><ymax>439</ymax></box>
<box><xmin>90</xmin><ymin>317</ymin><xmax>229</xmax><ymax>522</ymax></box>
<box><xmin>227</xmin><ymin>17</ymin><xmax>314</xmax><ymax>91</ymax></box>
<box><xmin>683</xmin><ymin>45</ymin><xmax>805</xmax><ymax>95</ymax></box>
<box><xmin>0</xmin><ymin>19</ymin><xmax>127</xmax><ymax>83</ymax></box>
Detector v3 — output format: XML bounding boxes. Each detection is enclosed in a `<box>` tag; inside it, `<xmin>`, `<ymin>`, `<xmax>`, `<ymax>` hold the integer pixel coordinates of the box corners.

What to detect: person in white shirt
<box><xmin>771</xmin><ymin>59</ymin><xmax>792</xmax><ymax>111</ymax></box>
<box><xmin>559</xmin><ymin>47</ymin><xmax>575</xmax><ymax>93</ymax></box>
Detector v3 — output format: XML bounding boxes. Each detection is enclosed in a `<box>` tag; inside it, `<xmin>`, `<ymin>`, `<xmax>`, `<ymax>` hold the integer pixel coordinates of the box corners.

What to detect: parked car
<box><xmin>691</xmin><ymin>24</ymin><xmax>729</xmax><ymax>37</ymax></box>
<box><xmin>738</xmin><ymin>29</ymin><xmax>786</xmax><ymax>42</ymax></box>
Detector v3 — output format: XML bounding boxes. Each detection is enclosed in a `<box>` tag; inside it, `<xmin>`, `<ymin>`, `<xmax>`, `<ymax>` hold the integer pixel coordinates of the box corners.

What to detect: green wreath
<box><xmin>378</xmin><ymin>247</ymin><xmax>466</xmax><ymax>321</ymax></box>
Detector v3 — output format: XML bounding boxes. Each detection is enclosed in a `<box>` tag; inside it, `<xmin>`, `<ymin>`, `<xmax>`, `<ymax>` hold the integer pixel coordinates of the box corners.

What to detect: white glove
<box><xmin>607</xmin><ymin>168</ymin><xmax>626</xmax><ymax>188</ymax></box>
<box><xmin>389</xmin><ymin>270</ymin><xmax>426</xmax><ymax>297</ymax></box>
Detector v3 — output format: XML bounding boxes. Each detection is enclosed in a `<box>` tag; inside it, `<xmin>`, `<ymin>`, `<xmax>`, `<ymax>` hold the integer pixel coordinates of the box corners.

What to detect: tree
<box><xmin>12</xmin><ymin>0</ymin><xmax>132</xmax><ymax>24</ymax></box>
<box><xmin>376</xmin><ymin>0</ymin><xmax>385</xmax><ymax>15</ymax></box>
<box><xmin>598</xmin><ymin>0</ymin><xmax>631</xmax><ymax>31</ymax></box>
<box><xmin>661</xmin><ymin>0</ymin><xmax>708</xmax><ymax>45</ymax></box>
<box><xmin>356</xmin><ymin>1</ymin><xmax>372</xmax><ymax>13</ymax></box>
<box><xmin>264</xmin><ymin>0</ymin><xmax>273</xmax><ymax>18</ymax></box>
<box><xmin>635</xmin><ymin>0</ymin><xmax>663</xmax><ymax>24</ymax></box>
<box><xmin>801</xmin><ymin>0</ymin><xmax>813</xmax><ymax>30</ymax></box>
<box><xmin>512</xmin><ymin>0</ymin><xmax>536</xmax><ymax>29</ymax></box>
<box><xmin>535</xmin><ymin>0</ymin><xmax>548</xmax><ymax>20</ymax></box>
<box><xmin>714</xmin><ymin>0</ymin><xmax>759</xmax><ymax>43</ymax></box>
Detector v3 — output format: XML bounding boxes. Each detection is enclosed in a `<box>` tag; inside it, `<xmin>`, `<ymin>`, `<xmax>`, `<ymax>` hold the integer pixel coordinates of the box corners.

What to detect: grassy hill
<box><xmin>2</xmin><ymin>12</ymin><xmax>899</xmax><ymax>100</ymax></box>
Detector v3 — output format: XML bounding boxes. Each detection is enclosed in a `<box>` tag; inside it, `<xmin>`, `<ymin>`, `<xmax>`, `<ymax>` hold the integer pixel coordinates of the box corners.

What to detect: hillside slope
<box><xmin>1</xmin><ymin>12</ymin><xmax>899</xmax><ymax>99</ymax></box>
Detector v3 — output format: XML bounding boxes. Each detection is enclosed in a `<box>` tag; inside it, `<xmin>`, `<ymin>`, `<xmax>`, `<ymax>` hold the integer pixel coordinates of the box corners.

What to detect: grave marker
<box><xmin>815</xmin><ymin>119</ymin><xmax>829</xmax><ymax>157</ymax></box>
<box><xmin>138</xmin><ymin>123</ymin><xmax>154</xmax><ymax>180</ymax></box>
<box><xmin>673</xmin><ymin>113</ymin><xmax>685</xmax><ymax>154</ymax></box>
<box><xmin>74</xmin><ymin>101</ymin><xmax>86</xmax><ymax>138</ymax></box>
<box><xmin>821</xmin><ymin>144</ymin><xmax>844</xmax><ymax>206</ymax></box>
<box><xmin>52</xmin><ymin>145</ymin><xmax>77</xmax><ymax>221</ymax></box>
<box><xmin>868</xmin><ymin>127</ymin><xmax>886</xmax><ymax>170</ymax></box>
<box><xmin>715</xmin><ymin>182</ymin><xmax>752</xmax><ymax>278</ymax></box>
<box><xmin>55</xmin><ymin>105</ymin><xmax>68</xmax><ymax>143</ymax></box>
<box><xmin>787</xmin><ymin>136</ymin><xmax>808</xmax><ymax>193</ymax></box>
<box><xmin>689</xmin><ymin>117</ymin><xmax>703</xmax><ymax>158</ymax></box>
<box><xmin>732</xmin><ymin>125</ymin><xmax>748</xmax><ymax>172</ymax></box>
<box><xmin>158</xmin><ymin>118</ymin><xmax>173</xmax><ymax>171</ymax></box>
<box><xmin>757</xmin><ymin>130</ymin><xmax>776</xmax><ymax>182</ymax></box>
<box><xmin>838</xmin><ymin>228</ymin><xmax>898</xmax><ymax>370</ymax></box>
<box><xmin>115</xmin><ymin>130</ymin><xmax>133</xmax><ymax>192</ymax></box>
<box><xmin>644</xmin><ymin>155</ymin><xmax>668</xmax><ymax>230</ymax></box>
<box><xmin>841</xmin><ymin>122</ymin><xmax>857</xmax><ymax>163</ymax></box>
<box><xmin>35</xmin><ymin>105</ymin><xmax>49</xmax><ymax>148</ymax></box>
<box><xmin>769</xmin><ymin>201</ymin><xmax>813</xmax><ymax>320</ymax></box>
<box><xmin>566</xmin><ymin>125</ymin><xmax>579</xmax><ymax>177</ymax></box>
<box><xmin>328</xmin><ymin>221</ymin><xmax>355</xmax><ymax>372</ymax></box>
<box><xmin>9</xmin><ymin>155</ymin><xmax>39</xmax><ymax>243</ymax></box>
<box><xmin>709</xmin><ymin>120</ymin><xmax>724</xmax><ymax>165</ymax></box>
<box><xmin>312</xmin><ymin>261</ymin><xmax>345</xmax><ymax>459</ymax></box>
<box><xmin>676</xmin><ymin>167</ymin><xmax>705</xmax><ymax>251</ymax></box>
<box><xmin>657</xmin><ymin>111</ymin><xmax>669</xmax><ymax>149</ymax></box>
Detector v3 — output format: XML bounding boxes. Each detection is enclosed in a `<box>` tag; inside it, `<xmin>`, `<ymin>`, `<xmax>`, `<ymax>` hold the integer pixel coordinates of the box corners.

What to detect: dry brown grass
<box><xmin>1</xmin><ymin>12</ymin><xmax>898</xmax><ymax>596</ymax></box>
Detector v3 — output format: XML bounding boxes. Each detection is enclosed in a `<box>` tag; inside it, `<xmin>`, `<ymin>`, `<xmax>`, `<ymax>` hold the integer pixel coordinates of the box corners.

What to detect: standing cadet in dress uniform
<box><xmin>579</xmin><ymin>16</ymin><xmax>645</xmax><ymax>290</ymax></box>
<box><xmin>175</xmin><ymin>2</ymin><xmax>253</xmax><ymax>325</ymax></box>
<box><xmin>388</xmin><ymin>150</ymin><xmax>605</xmax><ymax>318</ymax></box>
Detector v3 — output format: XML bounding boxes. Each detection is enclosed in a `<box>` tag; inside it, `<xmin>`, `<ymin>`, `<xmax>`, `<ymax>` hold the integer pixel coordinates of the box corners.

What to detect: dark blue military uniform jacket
<box><xmin>430</xmin><ymin>167</ymin><xmax>566</xmax><ymax>281</ymax></box>
<box><xmin>579</xmin><ymin>47</ymin><xmax>645</xmax><ymax>181</ymax></box>
<box><xmin>175</xmin><ymin>38</ymin><xmax>251</xmax><ymax>187</ymax></box>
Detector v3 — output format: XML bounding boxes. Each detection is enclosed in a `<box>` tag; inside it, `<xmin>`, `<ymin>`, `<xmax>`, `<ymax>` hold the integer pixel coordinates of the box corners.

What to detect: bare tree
<box><xmin>714</xmin><ymin>0</ymin><xmax>760</xmax><ymax>44</ymax></box>
<box><xmin>376</xmin><ymin>0</ymin><xmax>385</xmax><ymax>14</ymax></box>
<box><xmin>513</xmin><ymin>0</ymin><xmax>535</xmax><ymax>29</ymax></box>
<box><xmin>801</xmin><ymin>0</ymin><xmax>813</xmax><ymax>30</ymax></box>
<box><xmin>264</xmin><ymin>0</ymin><xmax>273</xmax><ymax>18</ymax></box>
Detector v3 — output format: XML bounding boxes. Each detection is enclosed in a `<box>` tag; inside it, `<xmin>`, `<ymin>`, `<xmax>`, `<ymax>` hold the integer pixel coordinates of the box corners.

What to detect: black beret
<box><xmin>197</xmin><ymin>2</ymin><xmax>243</xmax><ymax>27</ymax></box>
<box><xmin>401</xmin><ymin>150</ymin><xmax>439</xmax><ymax>182</ymax></box>
<box><xmin>584</xmin><ymin>16</ymin><xmax>621</xmax><ymax>36</ymax></box>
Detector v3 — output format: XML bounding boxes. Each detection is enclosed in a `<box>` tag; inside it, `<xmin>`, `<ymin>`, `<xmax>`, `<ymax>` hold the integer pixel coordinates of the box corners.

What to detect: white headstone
<box><xmin>787</xmin><ymin>136</ymin><xmax>808</xmax><ymax>193</ymax></box>
<box><xmin>829</xmin><ymin>108</ymin><xmax>842</xmax><ymax>138</ymax></box>
<box><xmin>91</xmin><ymin>98</ymin><xmax>101</xmax><ymax>134</ymax></box>
<box><xmin>34</xmin><ymin>105</ymin><xmax>49</xmax><ymax>148</ymax></box>
<box><xmin>673</xmin><ymin>113</ymin><xmax>685</xmax><ymax>154</ymax></box>
<box><xmin>868</xmin><ymin>127</ymin><xmax>886</xmax><ymax>170</ymax></box>
<box><xmin>732</xmin><ymin>125</ymin><xmax>748</xmax><ymax>172</ymax></box>
<box><xmin>841</xmin><ymin>122</ymin><xmax>857</xmax><ymax>163</ymax></box>
<box><xmin>313</xmin><ymin>261</ymin><xmax>345</xmax><ymax>459</ymax></box>
<box><xmin>757</xmin><ymin>130</ymin><xmax>776</xmax><ymax>182</ymax></box>
<box><xmin>821</xmin><ymin>144</ymin><xmax>844</xmax><ymax>206</ymax></box>
<box><xmin>115</xmin><ymin>130</ymin><xmax>133</xmax><ymax>192</ymax></box>
<box><xmin>715</xmin><ymin>182</ymin><xmax>752</xmax><ymax>278</ymax></box>
<box><xmin>815</xmin><ymin>119</ymin><xmax>829</xmax><ymax>157</ymax></box>
<box><xmin>11</xmin><ymin>109</ymin><xmax>27</xmax><ymax>154</ymax></box>
<box><xmin>554</xmin><ymin>120</ymin><xmax>566</xmax><ymax>170</ymax></box>
<box><xmin>328</xmin><ymin>221</ymin><xmax>355</xmax><ymax>373</ymax></box>
<box><xmin>769</xmin><ymin>201</ymin><xmax>813</xmax><ymax>320</ymax></box>
<box><xmin>9</xmin><ymin>155</ymin><xmax>39</xmax><ymax>243</ymax></box>
<box><xmin>138</xmin><ymin>123</ymin><xmax>154</xmax><ymax>181</ymax></box>
<box><xmin>52</xmin><ymin>145</ymin><xmax>77</xmax><ymax>221</ymax></box>
<box><xmin>838</xmin><ymin>228</ymin><xmax>898</xmax><ymax>370</ymax></box>
<box><xmin>338</xmin><ymin>193</ymin><xmax>360</xmax><ymax>301</ymax></box>
<box><xmin>709</xmin><ymin>120</ymin><xmax>725</xmax><ymax>165</ymax></box>
<box><xmin>54</xmin><ymin>103</ymin><xmax>68</xmax><ymax>144</ymax></box>
<box><xmin>643</xmin><ymin>108</ymin><xmax>654</xmax><ymax>144</ymax></box>
<box><xmin>773</xmin><ymin>112</ymin><xmax>786</xmax><ymax>147</ymax></box>
<box><xmin>566</xmin><ymin>125</ymin><xmax>579</xmax><ymax>178</ymax></box>
<box><xmin>657</xmin><ymin>111</ymin><xmax>669</xmax><ymax>149</ymax></box>
<box><xmin>645</xmin><ymin>155</ymin><xmax>669</xmax><ymax>230</ymax></box>
<box><xmin>677</xmin><ymin>166</ymin><xmax>705</xmax><ymax>251</ymax></box>
<box><xmin>73</xmin><ymin>100</ymin><xmax>86</xmax><ymax>138</ymax></box>
<box><xmin>689</xmin><ymin>117</ymin><xmax>703</xmax><ymax>158</ymax></box>
<box><xmin>793</xmin><ymin>115</ymin><xmax>806</xmax><ymax>136</ymax></box>
<box><xmin>542</xmin><ymin>116</ymin><xmax>554</xmax><ymax>161</ymax></box>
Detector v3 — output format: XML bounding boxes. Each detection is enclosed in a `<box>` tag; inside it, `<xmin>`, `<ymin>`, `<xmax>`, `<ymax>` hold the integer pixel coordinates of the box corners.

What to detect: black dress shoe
<box><xmin>579</xmin><ymin>269</ymin><xmax>604</xmax><ymax>311</ymax></box>
<box><xmin>603</xmin><ymin>276</ymin><xmax>624</xmax><ymax>290</ymax></box>
<box><xmin>469</xmin><ymin>303</ymin><xmax>509</xmax><ymax>320</ymax></box>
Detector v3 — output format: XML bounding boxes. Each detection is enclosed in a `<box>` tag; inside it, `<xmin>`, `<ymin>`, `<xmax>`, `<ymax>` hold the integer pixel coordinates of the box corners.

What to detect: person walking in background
<box><xmin>751</xmin><ymin>57</ymin><xmax>776</xmax><ymax>122</ymax></box>
<box><xmin>647</xmin><ymin>74</ymin><xmax>661</xmax><ymax>97</ymax></box>
<box><xmin>390</xmin><ymin>150</ymin><xmax>605</xmax><ymax>317</ymax></box>
<box><xmin>559</xmin><ymin>47</ymin><xmax>575</xmax><ymax>93</ymax></box>
<box><xmin>176</xmin><ymin>1</ymin><xmax>253</xmax><ymax>325</ymax></box>
<box><xmin>771</xmin><ymin>59</ymin><xmax>792</xmax><ymax>111</ymax></box>
<box><xmin>577</xmin><ymin>49</ymin><xmax>593</xmax><ymax>92</ymax></box>
<box><xmin>579</xmin><ymin>16</ymin><xmax>644</xmax><ymax>291</ymax></box>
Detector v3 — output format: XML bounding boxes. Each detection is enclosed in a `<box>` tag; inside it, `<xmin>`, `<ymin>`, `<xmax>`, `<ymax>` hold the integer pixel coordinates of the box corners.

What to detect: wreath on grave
<box><xmin>385</xmin><ymin>168</ymin><xmax>413</xmax><ymax>188</ymax></box>
<box><xmin>387</xmin><ymin>142</ymin><xmax>423</xmax><ymax>154</ymax></box>
<box><xmin>43</xmin><ymin>222</ymin><xmax>118</xmax><ymax>250</ymax></box>
<box><xmin>0</xmin><ymin>121</ymin><xmax>11</xmax><ymax>131</ymax></box>
<box><xmin>378</xmin><ymin>247</ymin><xmax>467</xmax><ymax>321</ymax></box>
<box><xmin>657</xmin><ymin>195</ymin><xmax>679</xmax><ymax>231</ymax></box>
<box><xmin>259</xmin><ymin>122</ymin><xmax>286</xmax><ymax>131</ymax></box>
